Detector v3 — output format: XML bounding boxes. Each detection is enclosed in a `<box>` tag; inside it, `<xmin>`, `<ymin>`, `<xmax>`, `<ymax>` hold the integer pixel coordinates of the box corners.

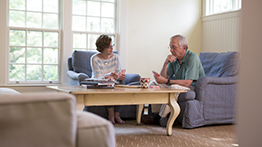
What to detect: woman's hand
<box><xmin>118</xmin><ymin>74</ymin><xmax>126</xmax><ymax>81</ymax></box>
<box><xmin>110</xmin><ymin>72</ymin><xmax>118</xmax><ymax>80</ymax></box>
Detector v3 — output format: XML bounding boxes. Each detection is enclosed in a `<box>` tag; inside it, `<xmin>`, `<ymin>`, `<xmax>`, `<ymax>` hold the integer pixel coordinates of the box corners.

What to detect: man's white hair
<box><xmin>170</xmin><ymin>35</ymin><xmax>188</xmax><ymax>49</ymax></box>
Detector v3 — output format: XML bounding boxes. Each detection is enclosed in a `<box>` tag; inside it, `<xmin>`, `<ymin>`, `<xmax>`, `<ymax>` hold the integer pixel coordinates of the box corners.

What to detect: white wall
<box><xmin>237</xmin><ymin>0</ymin><xmax>262</xmax><ymax>146</ymax></box>
<box><xmin>202</xmin><ymin>11</ymin><xmax>240</xmax><ymax>53</ymax></box>
<box><xmin>125</xmin><ymin>0</ymin><xmax>202</xmax><ymax>79</ymax></box>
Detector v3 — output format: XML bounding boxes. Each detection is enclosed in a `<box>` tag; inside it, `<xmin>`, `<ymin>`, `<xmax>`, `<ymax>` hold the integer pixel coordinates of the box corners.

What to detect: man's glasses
<box><xmin>168</xmin><ymin>46</ymin><xmax>178</xmax><ymax>50</ymax></box>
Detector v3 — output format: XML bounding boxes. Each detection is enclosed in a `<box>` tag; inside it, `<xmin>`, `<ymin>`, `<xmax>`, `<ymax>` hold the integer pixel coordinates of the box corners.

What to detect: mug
<box><xmin>140</xmin><ymin>78</ymin><xmax>150</xmax><ymax>89</ymax></box>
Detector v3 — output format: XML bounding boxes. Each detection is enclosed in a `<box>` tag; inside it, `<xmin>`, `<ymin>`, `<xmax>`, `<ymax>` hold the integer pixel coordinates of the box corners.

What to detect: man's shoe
<box><xmin>159</xmin><ymin>113</ymin><xmax>170</xmax><ymax>127</ymax></box>
<box><xmin>159</xmin><ymin>117</ymin><xmax>168</xmax><ymax>127</ymax></box>
<box><xmin>141</xmin><ymin>115</ymin><xmax>154</xmax><ymax>124</ymax></box>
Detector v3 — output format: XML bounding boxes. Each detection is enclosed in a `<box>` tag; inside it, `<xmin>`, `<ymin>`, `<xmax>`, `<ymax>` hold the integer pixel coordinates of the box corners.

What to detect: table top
<box><xmin>46</xmin><ymin>85</ymin><xmax>187</xmax><ymax>95</ymax></box>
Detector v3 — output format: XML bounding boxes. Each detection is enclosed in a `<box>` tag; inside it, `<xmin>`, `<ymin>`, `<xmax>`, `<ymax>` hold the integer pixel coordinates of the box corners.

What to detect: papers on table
<box><xmin>114</xmin><ymin>85</ymin><xmax>141</xmax><ymax>88</ymax></box>
<box><xmin>84</xmin><ymin>78</ymin><xmax>119</xmax><ymax>84</ymax></box>
<box><xmin>81</xmin><ymin>78</ymin><xmax>116</xmax><ymax>89</ymax></box>
<box><xmin>159</xmin><ymin>84</ymin><xmax>190</xmax><ymax>90</ymax></box>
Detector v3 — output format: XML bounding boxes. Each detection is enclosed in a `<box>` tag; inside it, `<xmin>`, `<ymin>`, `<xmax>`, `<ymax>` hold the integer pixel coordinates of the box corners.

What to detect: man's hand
<box><xmin>154</xmin><ymin>74</ymin><xmax>168</xmax><ymax>84</ymax></box>
<box><xmin>164</xmin><ymin>55</ymin><xmax>176</xmax><ymax>65</ymax></box>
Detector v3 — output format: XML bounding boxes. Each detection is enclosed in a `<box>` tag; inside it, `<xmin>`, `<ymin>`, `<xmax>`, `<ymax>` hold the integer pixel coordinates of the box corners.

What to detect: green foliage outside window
<box><xmin>9</xmin><ymin>0</ymin><xmax>59</xmax><ymax>83</ymax></box>
<box><xmin>72</xmin><ymin>0</ymin><xmax>116</xmax><ymax>51</ymax></box>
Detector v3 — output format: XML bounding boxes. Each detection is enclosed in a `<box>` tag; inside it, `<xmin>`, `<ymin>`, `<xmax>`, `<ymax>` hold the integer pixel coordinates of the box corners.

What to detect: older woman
<box><xmin>90</xmin><ymin>34</ymin><xmax>126</xmax><ymax>124</ymax></box>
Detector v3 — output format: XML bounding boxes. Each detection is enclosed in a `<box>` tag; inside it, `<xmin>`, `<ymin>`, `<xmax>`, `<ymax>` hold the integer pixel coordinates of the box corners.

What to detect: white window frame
<box><xmin>7</xmin><ymin>0</ymin><xmax>61</xmax><ymax>85</ymax></box>
<box><xmin>204</xmin><ymin>0</ymin><xmax>242</xmax><ymax>16</ymax></box>
<box><xmin>4</xmin><ymin>0</ymin><xmax>120</xmax><ymax>86</ymax></box>
<box><xmin>72</xmin><ymin>0</ymin><xmax>118</xmax><ymax>51</ymax></box>
<box><xmin>72</xmin><ymin>32</ymin><xmax>118</xmax><ymax>51</ymax></box>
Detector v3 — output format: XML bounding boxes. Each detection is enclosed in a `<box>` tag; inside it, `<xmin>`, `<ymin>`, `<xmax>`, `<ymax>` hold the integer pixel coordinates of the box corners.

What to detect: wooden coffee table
<box><xmin>46</xmin><ymin>85</ymin><xmax>187</xmax><ymax>136</ymax></box>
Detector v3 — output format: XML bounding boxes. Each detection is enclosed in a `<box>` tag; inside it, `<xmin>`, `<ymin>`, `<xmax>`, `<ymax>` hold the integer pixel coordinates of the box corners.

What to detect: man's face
<box><xmin>169</xmin><ymin>38</ymin><xmax>186</xmax><ymax>59</ymax></box>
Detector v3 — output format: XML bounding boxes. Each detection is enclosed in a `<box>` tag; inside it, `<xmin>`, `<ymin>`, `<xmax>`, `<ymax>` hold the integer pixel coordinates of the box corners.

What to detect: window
<box><xmin>204</xmin><ymin>0</ymin><xmax>242</xmax><ymax>16</ymax></box>
<box><xmin>72</xmin><ymin>0</ymin><xmax>117</xmax><ymax>51</ymax></box>
<box><xmin>8</xmin><ymin>0</ymin><xmax>60</xmax><ymax>84</ymax></box>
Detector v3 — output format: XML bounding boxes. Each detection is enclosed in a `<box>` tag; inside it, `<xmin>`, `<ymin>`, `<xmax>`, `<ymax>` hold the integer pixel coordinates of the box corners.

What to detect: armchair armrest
<box><xmin>124</xmin><ymin>74</ymin><xmax>141</xmax><ymax>85</ymax></box>
<box><xmin>78</xmin><ymin>73</ymin><xmax>89</xmax><ymax>83</ymax></box>
<box><xmin>195</xmin><ymin>76</ymin><xmax>238</xmax><ymax>102</ymax></box>
<box><xmin>177</xmin><ymin>90</ymin><xmax>196</xmax><ymax>102</ymax></box>
<box><xmin>195</xmin><ymin>76</ymin><xmax>238</xmax><ymax>90</ymax></box>
<box><xmin>67</xmin><ymin>70</ymin><xmax>80</xmax><ymax>80</ymax></box>
<box><xmin>67</xmin><ymin>71</ymin><xmax>89</xmax><ymax>83</ymax></box>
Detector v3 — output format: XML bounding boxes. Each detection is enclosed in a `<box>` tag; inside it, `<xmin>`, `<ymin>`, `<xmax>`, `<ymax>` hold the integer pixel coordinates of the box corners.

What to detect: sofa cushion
<box><xmin>0</xmin><ymin>93</ymin><xmax>76</xmax><ymax>147</ymax></box>
<box><xmin>200</xmin><ymin>52</ymin><xmax>239</xmax><ymax>77</ymax></box>
<box><xmin>76</xmin><ymin>111</ymin><xmax>116</xmax><ymax>147</ymax></box>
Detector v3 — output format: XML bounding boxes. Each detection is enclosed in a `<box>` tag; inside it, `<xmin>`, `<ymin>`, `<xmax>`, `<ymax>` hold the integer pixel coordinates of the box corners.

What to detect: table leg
<box><xmin>166</xmin><ymin>93</ymin><xmax>180</xmax><ymax>136</ymax></box>
<box><xmin>74</xmin><ymin>94</ymin><xmax>85</xmax><ymax>111</ymax></box>
<box><xmin>136</xmin><ymin>104</ymin><xmax>144</xmax><ymax>124</ymax></box>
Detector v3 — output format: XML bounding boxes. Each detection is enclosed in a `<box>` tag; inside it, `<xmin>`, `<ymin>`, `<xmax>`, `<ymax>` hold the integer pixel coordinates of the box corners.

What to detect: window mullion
<box><xmin>86</xmin><ymin>1</ymin><xmax>88</xmax><ymax>50</ymax></box>
<box><xmin>210</xmin><ymin>0</ymin><xmax>213</xmax><ymax>15</ymax></box>
<box><xmin>86</xmin><ymin>33</ymin><xmax>88</xmax><ymax>50</ymax></box>
<box><xmin>114</xmin><ymin>1</ymin><xmax>117</xmax><ymax>33</ymax></box>
<box><xmin>42</xmin><ymin>30</ymin><xmax>44</xmax><ymax>81</ymax></box>
<box><xmin>100</xmin><ymin>1</ymin><xmax>102</xmax><ymax>32</ymax></box>
<box><xmin>42</xmin><ymin>0</ymin><xmax>44</xmax><ymax>28</ymax></box>
<box><xmin>25</xmin><ymin>29</ymin><xmax>28</xmax><ymax>82</ymax></box>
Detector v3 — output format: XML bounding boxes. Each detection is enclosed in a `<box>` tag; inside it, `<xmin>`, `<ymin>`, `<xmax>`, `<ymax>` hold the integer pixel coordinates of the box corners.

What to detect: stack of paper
<box><xmin>81</xmin><ymin>79</ymin><xmax>115</xmax><ymax>89</ymax></box>
<box><xmin>159</xmin><ymin>84</ymin><xmax>190</xmax><ymax>90</ymax></box>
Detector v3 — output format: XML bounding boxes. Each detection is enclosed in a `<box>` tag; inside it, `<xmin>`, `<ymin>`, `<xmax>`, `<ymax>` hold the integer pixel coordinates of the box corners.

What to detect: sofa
<box><xmin>175</xmin><ymin>51</ymin><xmax>239</xmax><ymax>128</ymax></box>
<box><xmin>67</xmin><ymin>50</ymin><xmax>141</xmax><ymax>118</ymax></box>
<box><xmin>0</xmin><ymin>88</ymin><xmax>116</xmax><ymax>147</ymax></box>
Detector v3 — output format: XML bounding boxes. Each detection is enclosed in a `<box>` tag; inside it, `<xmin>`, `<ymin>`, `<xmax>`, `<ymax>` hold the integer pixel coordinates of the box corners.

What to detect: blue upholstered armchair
<box><xmin>176</xmin><ymin>51</ymin><xmax>239</xmax><ymax>128</ymax></box>
<box><xmin>67</xmin><ymin>50</ymin><xmax>141</xmax><ymax>118</ymax></box>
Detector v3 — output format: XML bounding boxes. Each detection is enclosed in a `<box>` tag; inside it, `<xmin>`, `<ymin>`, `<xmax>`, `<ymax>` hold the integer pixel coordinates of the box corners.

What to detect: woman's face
<box><xmin>102</xmin><ymin>41</ymin><xmax>113</xmax><ymax>55</ymax></box>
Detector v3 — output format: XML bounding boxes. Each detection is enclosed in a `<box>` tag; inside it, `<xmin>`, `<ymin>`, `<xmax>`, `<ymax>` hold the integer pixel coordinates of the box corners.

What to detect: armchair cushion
<box><xmin>200</xmin><ymin>51</ymin><xmax>239</xmax><ymax>77</ymax></box>
<box><xmin>72</xmin><ymin>50</ymin><xmax>97</xmax><ymax>77</ymax></box>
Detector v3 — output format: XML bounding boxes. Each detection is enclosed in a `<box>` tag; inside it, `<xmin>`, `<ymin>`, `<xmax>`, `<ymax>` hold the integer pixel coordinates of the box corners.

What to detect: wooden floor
<box><xmin>114</xmin><ymin>119</ymin><xmax>237</xmax><ymax>147</ymax></box>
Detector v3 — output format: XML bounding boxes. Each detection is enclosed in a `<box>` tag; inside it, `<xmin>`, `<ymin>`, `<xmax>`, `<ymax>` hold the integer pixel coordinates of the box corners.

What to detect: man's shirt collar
<box><xmin>175</xmin><ymin>50</ymin><xmax>191</xmax><ymax>64</ymax></box>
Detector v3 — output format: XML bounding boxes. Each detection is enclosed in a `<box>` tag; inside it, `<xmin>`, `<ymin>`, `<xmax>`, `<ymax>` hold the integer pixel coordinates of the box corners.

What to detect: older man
<box><xmin>142</xmin><ymin>34</ymin><xmax>205</xmax><ymax>125</ymax></box>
